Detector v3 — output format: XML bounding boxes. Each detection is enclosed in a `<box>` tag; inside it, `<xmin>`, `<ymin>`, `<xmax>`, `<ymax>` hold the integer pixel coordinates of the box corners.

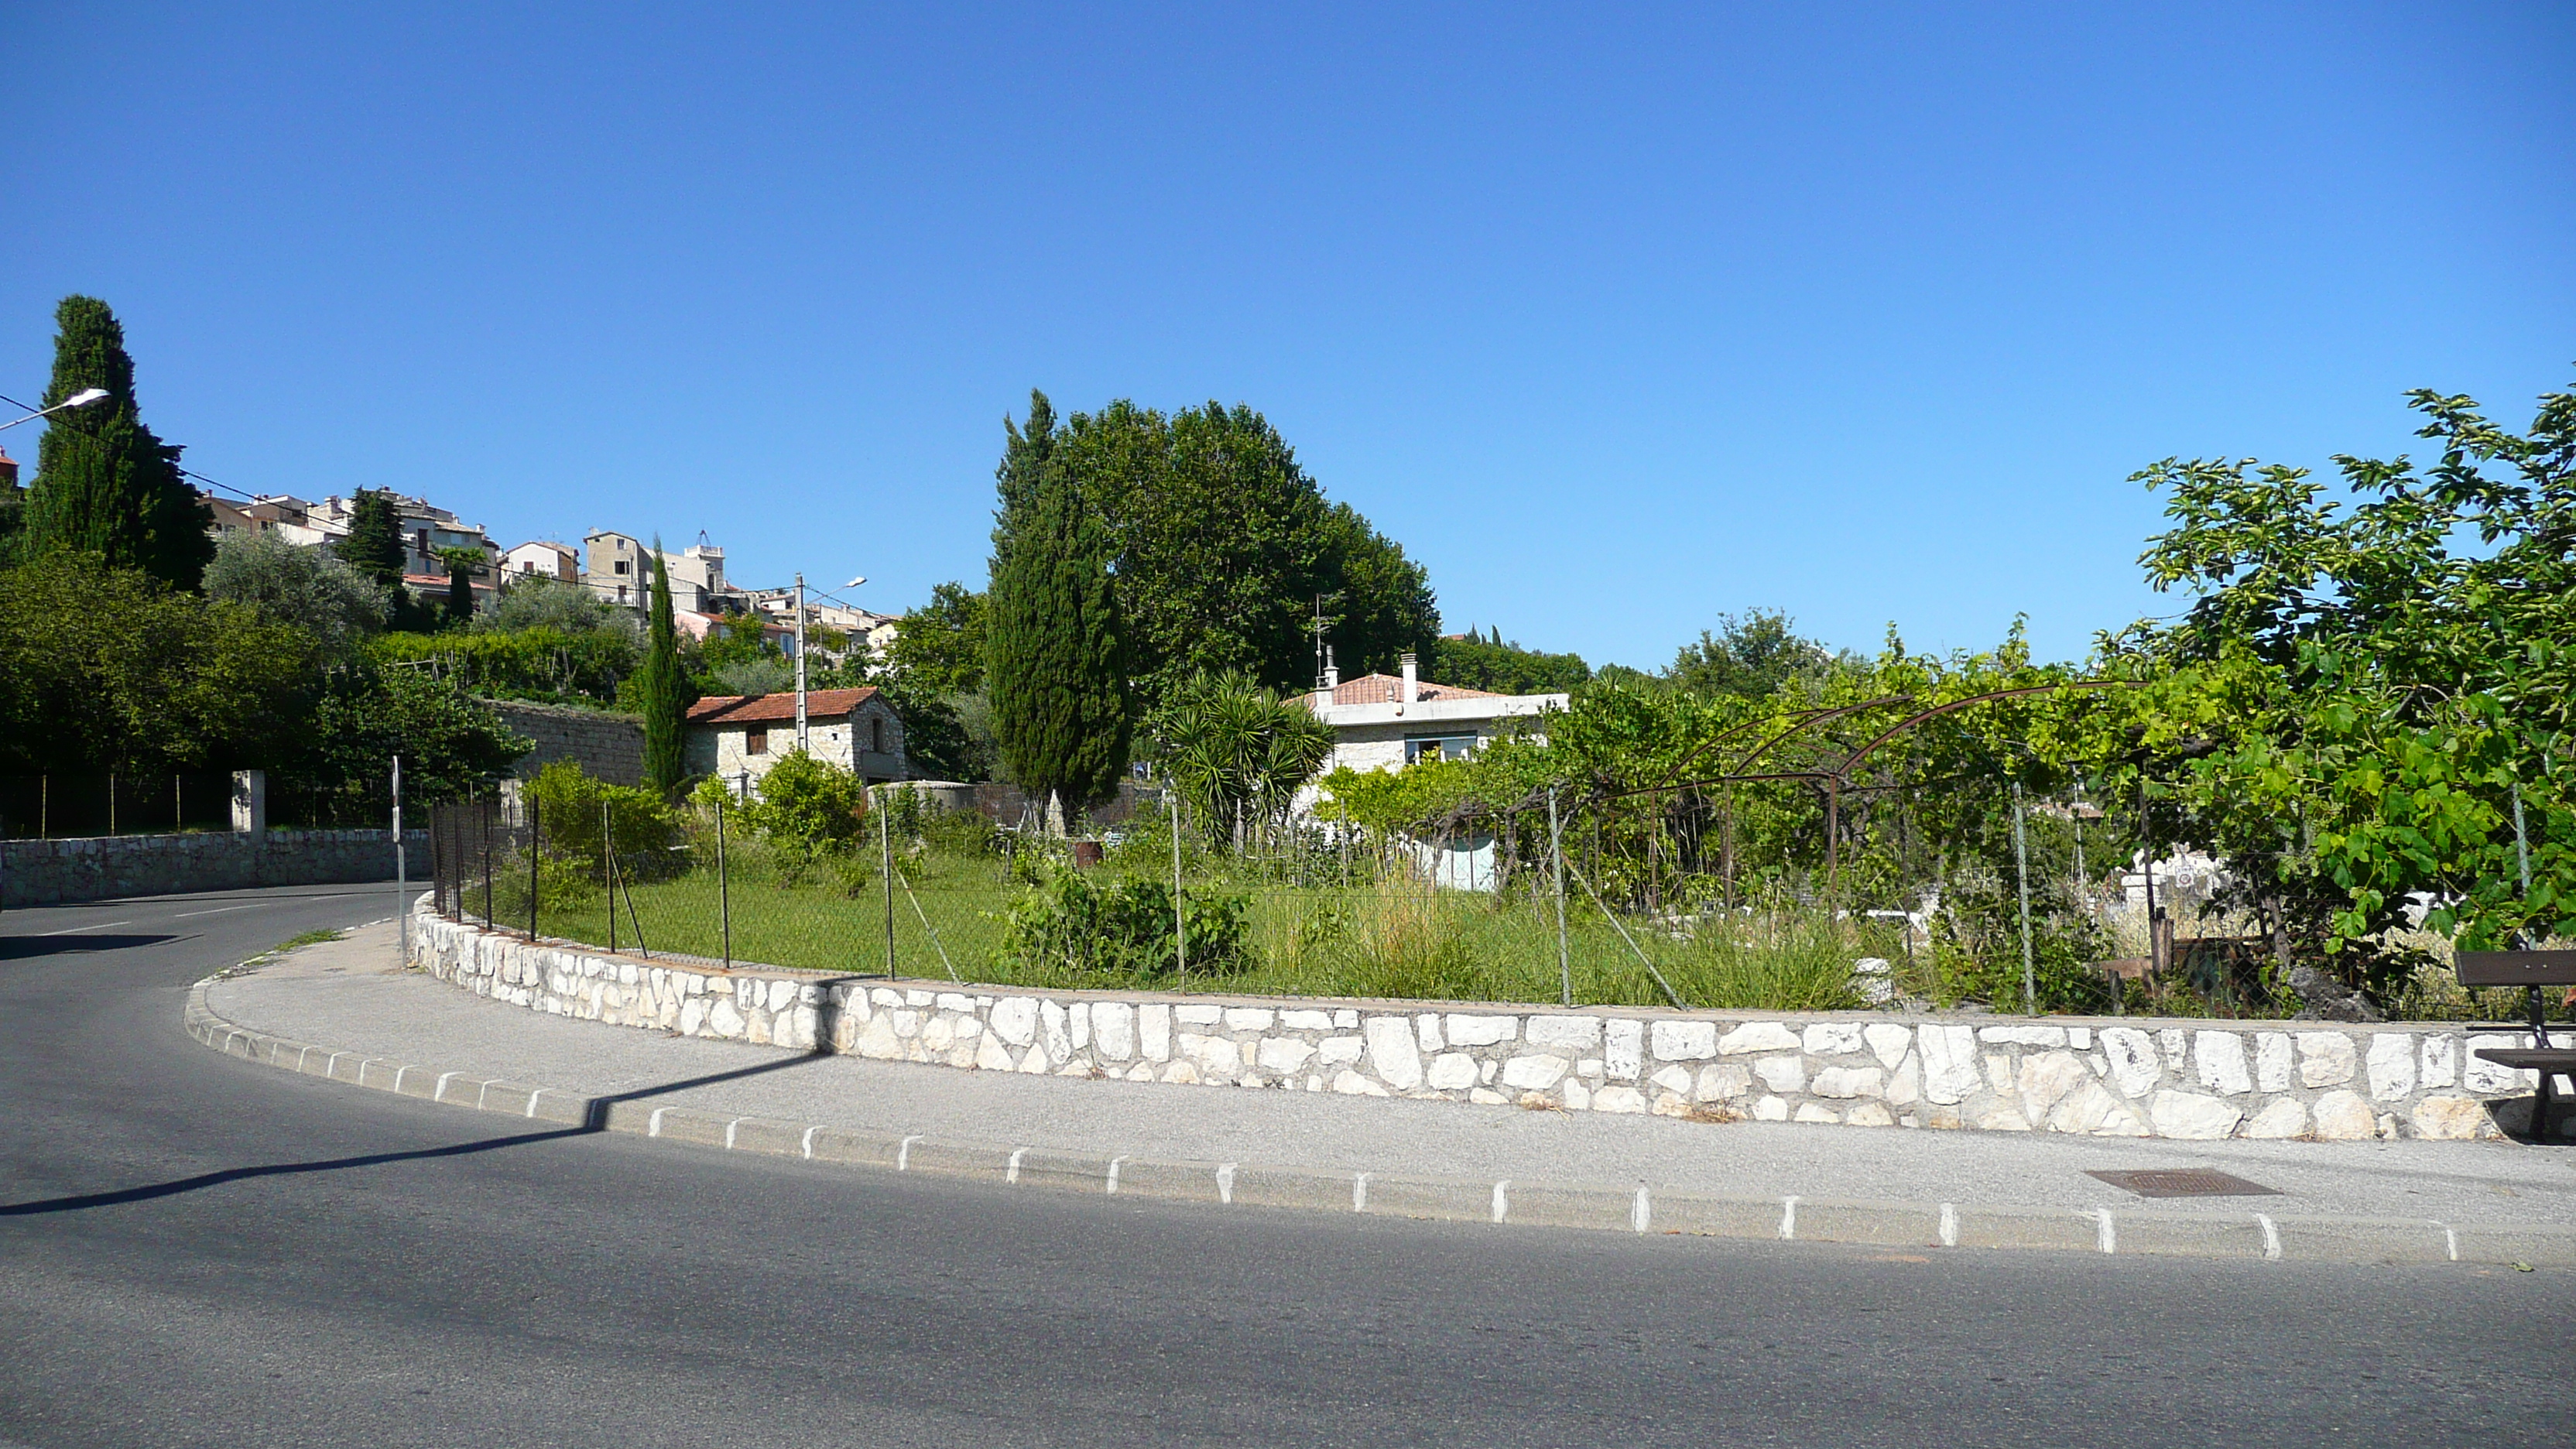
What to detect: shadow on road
<box><xmin>0</xmin><ymin>933</ymin><xmax>178</xmax><ymax>961</ymax></box>
<box><xmin>2</xmin><ymin>1040</ymin><xmax>851</xmax><ymax>1217</ymax></box>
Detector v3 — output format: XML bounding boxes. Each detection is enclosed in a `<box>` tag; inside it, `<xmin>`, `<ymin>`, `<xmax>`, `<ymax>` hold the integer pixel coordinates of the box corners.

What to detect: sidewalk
<box><xmin>198</xmin><ymin>920</ymin><xmax>2576</xmax><ymax>1256</ymax></box>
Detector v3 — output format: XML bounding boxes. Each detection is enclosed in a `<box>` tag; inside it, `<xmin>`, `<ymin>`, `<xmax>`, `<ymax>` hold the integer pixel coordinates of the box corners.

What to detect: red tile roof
<box><xmin>1314</xmin><ymin>673</ymin><xmax>1502</xmax><ymax>706</ymax></box>
<box><xmin>686</xmin><ymin>687</ymin><xmax>882</xmax><ymax>725</ymax></box>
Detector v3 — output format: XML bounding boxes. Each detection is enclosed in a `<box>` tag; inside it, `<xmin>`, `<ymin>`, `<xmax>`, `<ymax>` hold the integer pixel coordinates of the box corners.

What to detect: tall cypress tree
<box><xmin>23</xmin><ymin>296</ymin><xmax>214</xmax><ymax>588</ymax></box>
<box><xmin>437</xmin><ymin>547</ymin><xmax>479</xmax><ymax>628</ymax></box>
<box><xmin>638</xmin><ymin>542</ymin><xmax>690</xmax><ymax>794</ymax></box>
<box><xmin>337</xmin><ymin>488</ymin><xmax>418</xmax><ymax>629</ymax></box>
<box><xmin>986</xmin><ymin>395</ymin><xmax>1129</xmax><ymax>821</ymax></box>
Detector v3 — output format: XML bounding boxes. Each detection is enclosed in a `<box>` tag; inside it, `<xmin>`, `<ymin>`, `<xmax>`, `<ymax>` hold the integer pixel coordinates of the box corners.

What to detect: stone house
<box><xmin>685</xmin><ymin>687</ymin><xmax>906</xmax><ymax>790</ymax></box>
<box><xmin>502</xmin><ymin>540</ymin><xmax>581</xmax><ymax>583</ymax></box>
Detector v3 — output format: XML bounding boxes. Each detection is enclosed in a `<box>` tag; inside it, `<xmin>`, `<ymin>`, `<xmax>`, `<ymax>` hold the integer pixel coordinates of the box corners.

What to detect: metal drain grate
<box><xmin>2087</xmin><ymin>1168</ymin><xmax>2283</xmax><ymax>1199</ymax></box>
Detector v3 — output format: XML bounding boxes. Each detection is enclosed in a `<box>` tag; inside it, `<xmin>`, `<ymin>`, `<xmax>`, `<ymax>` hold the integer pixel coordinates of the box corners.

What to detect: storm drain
<box><xmin>2086</xmin><ymin>1168</ymin><xmax>2283</xmax><ymax>1199</ymax></box>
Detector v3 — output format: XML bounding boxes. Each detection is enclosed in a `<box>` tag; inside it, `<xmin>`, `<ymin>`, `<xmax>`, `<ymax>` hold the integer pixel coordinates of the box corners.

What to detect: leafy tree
<box><xmin>1427</xmin><ymin>628</ymin><xmax>1591</xmax><ymax>694</ymax></box>
<box><xmin>635</xmin><ymin>543</ymin><xmax>694</xmax><ymax>794</ymax></box>
<box><xmin>888</xmin><ymin>581</ymin><xmax>988</xmax><ymax>694</ymax></box>
<box><xmin>204</xmin><ymin>529</ymin><xmax>389</xmax><ymax>655</ymax></box>
<box><xmin>723</xmin><ymin>748</ymin><xmax>872</xmax><ymax>856</ymax></box>
<box><xmin>2102</xmin><ymin>374</ymin><xmax>2576</xmax><ymax>978</ymax></box>
<box><xmin>1051</xmin><ymin>396</ymin><xmax>1436</xmax><ymax>705</ymax></box>
<box><xmin>20</xmin><ymin>296</ymin><xmax>213</xmax><ymax>589</ymax></box>
<box><xmin>524</xmin><ymin>761</ymin><xmax>682</xmax><ymax>876</ymax></box>
<box><xmin>987</xmin><ymin>398</ymin><xmax>1130</xmax><ymax>820</ymax></box>
<box><xmin>1665</xmin><ymin>609</ymin><xmax>1848</xmax><ymax>699</ymax></box>
<box><xmin>272</xmin><ymin>667</ymin><xmax>530</xmax><ymax>826</ymax></box>
<box><xmin>0</xmin><ymin>552</ymin><xmax>324</xmax><ymax>776</ymax></box>
<box><xmin>480</xmin><ymin>573</ymin><xmax>638</xmax><ymax>640</ymax></box>
<box><xmin>370</xmin><ymin>625</ymin><xmax>639</xmax><ymax>707</ymax></box>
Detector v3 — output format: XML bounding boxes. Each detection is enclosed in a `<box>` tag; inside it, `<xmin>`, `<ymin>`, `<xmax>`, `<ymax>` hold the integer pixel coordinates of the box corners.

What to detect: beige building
<box><xmin>685</xmin><ymin>687</ymin><xmax>906</xmax><ymax>789</ymax></box>
<box><xmin>585</xmin><ymin>530</ymin><xmax>740</xmax><ymax>614</ymax></box>
<box><xmin>1297</xmin><ymin>652</ymin><xmax>1567</xmax><ymax>889</ymax></box>
<box><xmin>502</xmin><ymin>540</ymin><xmax>581</xmax><ymax>583</ymax></box>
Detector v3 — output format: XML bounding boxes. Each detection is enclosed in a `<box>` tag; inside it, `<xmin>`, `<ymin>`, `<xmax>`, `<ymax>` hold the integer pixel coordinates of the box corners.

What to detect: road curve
<box><xmin>2</xmin><ymin>886</ymin><xmax>2568</xmax><ymax>1448</ymax></box>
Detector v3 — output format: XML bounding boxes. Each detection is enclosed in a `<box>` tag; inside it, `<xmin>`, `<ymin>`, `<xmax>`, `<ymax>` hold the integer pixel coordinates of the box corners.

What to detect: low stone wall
<box><xmin>488</xmin><ymin>700</ymin><xmax>644</xmax><ymax>786</ymax></box>
<box><xmin>407</xmin><ymin>906</ymin><xmax>2557</xmax><ymax>1142</ymax></box>
<box><xmin>3</xmin><ymin>829</ymin><xmax>427</xmax><ymax>908</ymax></box>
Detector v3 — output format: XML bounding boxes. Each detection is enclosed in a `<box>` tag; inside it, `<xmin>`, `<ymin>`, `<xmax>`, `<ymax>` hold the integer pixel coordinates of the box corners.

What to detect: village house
<box><xmin>502</xmin><ymin>540</ymin><xmax>581</xmax><ymax>583</ymax></box>
<box><xmin>684</xmin><ymin>687</ymin><xmax>906</xmax><ymax>790</ymax></box>
<box><xmin>1297</xmin><ymin>651</ymin><xmax>1568</xmax><ymax>888</ymax></box>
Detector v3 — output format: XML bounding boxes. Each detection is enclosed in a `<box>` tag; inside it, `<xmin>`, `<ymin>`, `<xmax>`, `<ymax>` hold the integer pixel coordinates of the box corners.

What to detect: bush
<box><xmin>999</xmin><ymin>866</ymin><xmax>1249</xmax><ymax>978</ymax></box>
<box><xmin>527</xmin><ymin>762</ymin><xmax>683</xmax><ymax>878</ymax></box>
<box><xmin>723</xmin><ymin>749</ymin><xmax>872</xmax><ymax>857</ymax></box>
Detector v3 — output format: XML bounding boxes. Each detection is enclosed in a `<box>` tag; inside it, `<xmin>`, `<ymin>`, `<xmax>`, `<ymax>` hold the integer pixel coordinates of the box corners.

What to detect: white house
<box><xmin>1298</xmin><ymin>651</ymin><xmax>1567</xmax><ymax>889</ymax></box>
<box><xmin>502</xmin><ymin>540</ymin><xmax>581</xmax><ymax>583</ymax></box>
<box><xmin>685</xmin><ymin>687</ymin><xmax>907</xmax><ymax>790</ymax></box>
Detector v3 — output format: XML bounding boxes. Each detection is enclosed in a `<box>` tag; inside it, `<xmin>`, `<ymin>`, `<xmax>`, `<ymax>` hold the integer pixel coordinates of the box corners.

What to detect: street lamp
<box><xmin>751</xmin><ymin>571</ymin><xmax>868</xmax><ymax>755</ymax></box>
<box><xmin>0</xmin><ymin>388</ymin><xmax>111</xmax><ymax>433</ymax></box>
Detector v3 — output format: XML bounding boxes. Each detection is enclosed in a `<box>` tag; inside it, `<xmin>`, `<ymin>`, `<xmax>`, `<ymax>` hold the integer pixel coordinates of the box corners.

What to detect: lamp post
<box><xmin>754</xmin><ymin>573</ymin><xmax>867</xmax><ymax>757</ymax></box>
<box><xmin>0</xmin><ymin>388</ymin><xmax>111</xmax><ymax>433</ymax></box>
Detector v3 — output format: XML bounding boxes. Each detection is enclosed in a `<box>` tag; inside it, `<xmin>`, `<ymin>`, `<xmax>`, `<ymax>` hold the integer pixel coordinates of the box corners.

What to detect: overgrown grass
<box><xmin>473</xmin><ymin>840</ymin><xmax>1878</xmax><ymax>1010</ymax></box>
<box><xmin>273</xmin><ymin>928</ymin><xmax>344</xmax><ymax>954</ymax></box>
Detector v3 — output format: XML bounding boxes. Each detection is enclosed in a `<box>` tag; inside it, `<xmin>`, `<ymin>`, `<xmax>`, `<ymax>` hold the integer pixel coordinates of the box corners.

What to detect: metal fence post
<box><xmin>604</xmin><ymin>797</ymin><xmax>617</xmax><ymax>955</ymax></box>
<box><xmin>2012</xmin><ymin>780</ymin><xmax>2036</xmax><ymax>1015</ymax></box>
<box><xmin>1548</xmin><ymin>785</ymin><xmax>1571</xmax><ymax>1008</ymax></box>
<box><xmin>880</xmin><ymin>793</ymin><xmax>896</xmax><ymax>978</ymax></box>
<box><xmin>717</xmin><ymin>799</ymin><xmax>731</xmax><ymax>972</ymax></box>
<box><xmin>1171</xmin><ymin>791</ymin><xmax>1187</xmax><ymax>987</ymax></box>
<box><xmin>529</xmin><ymin>796</ymin><xmax>541</xmax><ymax>942</ymax></box>
<box><xmin>392</xmin><ymin>755</ymin><xmax>407</xmax><ymax>961</ymax></box>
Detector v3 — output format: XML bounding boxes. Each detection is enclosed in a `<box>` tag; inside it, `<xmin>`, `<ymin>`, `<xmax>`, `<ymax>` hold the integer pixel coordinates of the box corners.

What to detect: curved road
<box><xmin>2</xmin><ymin>884</ymin><xmax>2567</xmax><ymax>1447</ymax></box>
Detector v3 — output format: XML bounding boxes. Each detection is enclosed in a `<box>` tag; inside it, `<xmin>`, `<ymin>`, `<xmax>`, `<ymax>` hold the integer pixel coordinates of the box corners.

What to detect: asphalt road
<box><xmin>2</xmin><ymin>885</ymin><xmax>2569</xmax><ymax>1449</ymax></box>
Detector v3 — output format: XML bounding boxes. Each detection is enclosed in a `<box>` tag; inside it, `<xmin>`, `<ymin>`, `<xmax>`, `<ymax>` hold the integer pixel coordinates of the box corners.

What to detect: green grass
<box><xmin>471</xmin><ymin>845</ymin><xmax>1883</xmax><ymax>1011</ymax></box>
<box><xmin>272</xmin><ymin>928</ymin><xmax>344</xmax><ymax>954</ymax></box>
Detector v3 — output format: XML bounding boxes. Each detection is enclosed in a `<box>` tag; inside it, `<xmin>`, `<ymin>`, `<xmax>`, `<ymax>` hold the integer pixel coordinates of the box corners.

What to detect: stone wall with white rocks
<box><xmin>5</xmin><ymin>828</ymin><xmax>426</xmax><ymax>908</ymax></box>
<box><xmin>407</xmin><ymin>904</ymin><xmax>2559</xmax><ymax>1142</ymax></box>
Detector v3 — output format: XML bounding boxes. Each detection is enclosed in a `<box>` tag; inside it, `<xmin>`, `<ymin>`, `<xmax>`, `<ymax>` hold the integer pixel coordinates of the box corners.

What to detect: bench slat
<box><xmin>2453</xmin><ymin>950</ymin><xmax>2576</xmax><ymax>988</ymax></box>
<box><xmin>2471</xmin><ymin>1047</ymin><xmax>2576</xmax><ymax>1071</ymax></box>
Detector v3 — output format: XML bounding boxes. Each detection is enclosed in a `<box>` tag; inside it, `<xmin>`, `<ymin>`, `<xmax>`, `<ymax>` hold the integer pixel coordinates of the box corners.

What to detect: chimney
<box><xmin>1323</xmin><ymin>646</ymin><xmax>1339</xmax><ymax>692</ymax></box>
<box><xmin>1399</xmin><ymin>651</ymin><xmax>1418</xmax><ymax>704</ymax></box>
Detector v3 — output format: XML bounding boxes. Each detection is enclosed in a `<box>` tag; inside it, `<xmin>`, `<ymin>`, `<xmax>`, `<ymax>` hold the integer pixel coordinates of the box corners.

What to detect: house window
<box><xmin>1405</xmin><ymin>733</ymin><xmax>1478</xmax><ymax>764</ymax></box>
<box><xmin>745</xmin><ymin>728</ymin><xmax>769</xmax><ymax>755</ymax></box>
<box><xmin>870</xmin><ymin>717</ymin><xmax>884</xmax><ymax>753</ymax></box>
<box><xmin>614</xmin><ymin>560</ymin><xmax>630</xmax><ymax>575</ymax></box>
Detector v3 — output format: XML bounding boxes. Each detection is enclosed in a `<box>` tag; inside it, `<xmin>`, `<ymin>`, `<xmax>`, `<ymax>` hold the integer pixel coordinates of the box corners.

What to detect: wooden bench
<box><xmin>2456</xmin><ymin>949</ymin><xmax>2576</xmax><ymax>1140</ymax></box>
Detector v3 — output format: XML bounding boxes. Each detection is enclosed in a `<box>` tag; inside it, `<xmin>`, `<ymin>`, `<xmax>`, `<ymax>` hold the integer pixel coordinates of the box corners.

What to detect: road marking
<box><xmin>724</xmin><ymin>1119</ymin><xmax>739</xmax><ymax>1150</ymax></box>
<box><xmin>173</xmin><ymin>903</ymin><xmax>265</xmax><ymax>919</ymax></box>
<box><xmin>2256</xmin><ymin>1213</ymin><xmax>2281</xmax><ymax>1261</ymax></box>
<box><xmin>2438</xmin><ymin>1221</ymin><xmax>2459</xmax><ymax>1261</ymax></box>
<box><xmin>434</xmin><ymin>1071</ymin><xmax>461</xmax><ymax>1102</ymax></box>
<box><xmin>37</xmin><ymin>920</ymin><xmax>135</xmax><ymax>936</ymax></box>
<box><xmin>896</xmin><ymin>1135</ymin><xmax>922</xmax><ymax>1171</ymax></box>
<box><xmin>1631</xmin><ymin>1186</ymin><xmax>1651</xmax><ymax>1234</ymax></box>
<box><xmin>1105</xmin><ymin>1156</ymin><xmax>1125</xmax><ymax>1194</ymax></box>
<box><xmin>2095</xmin><ymin>1209</ymin><xmax>2118</xmax><ymax>1255</ymax></box>
<box><xmin>525</xmin><ymin>1089</ymin><xmax>544</xmax><ymax>1118</ymax></box>
<box><xmin>1351</xmin><ymin>1173</ymin><xmax>1370</xmax><ymax>1212</ymax></box>
<box><xmin>1491</xmin><ymin>1180</ymin><xmax>1509</xmax><ymax>1224</ymax></box>
<box><xmin>1779</xmin><ymin>1196</ymin><xmax>1799</xmax><ymax>1241</ymax></box>
<box><xmin>1939</xmin><ymin>1202</ymin><xmax>1959</xmax><ymax>1248</ymax></box>
<box><xmin>801</xmin><ymin>1125</ymin><xmax>820</xmax><ymax>1159</ymax></box>
<box><xmin>649</xmin><ymin>1108</ymin><xmax>667</xmax><ymax>1138</ymax></box>
<box><xmin>1217</xmin><ymin>1163</ymin><xmax>1236</xmax><ymax>1204</ymax></box>
<box><xmin>1007</xmin><ymin>1148</ymin><xmax>1026</xmax><ymax>1184</ymax></box>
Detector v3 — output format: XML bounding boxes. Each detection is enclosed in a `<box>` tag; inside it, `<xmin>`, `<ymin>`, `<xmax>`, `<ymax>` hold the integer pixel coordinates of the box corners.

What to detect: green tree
<box><xmin>437</xmin><ymin>546</ymin><xmax>483</xmax><ymax>628</ymax></box>
<box><xmin>336</xmin><ymin>488</ymin><xmax>420</xmax><ymax>627</ymax></box>
<box><xmin>1149</xmin><ymin>669</ymin><xmax>1335</xmax><ymax>850</ymax></box>
<box><xmin>1051</xmin><ymin>397</ymin><xmax>1436</xmax><ymax>705</ymax></box>
<box><xmin>20</xmin><ymin>296</ymin><xmax>213</xmax><ymax>589</ymax></box>
<box><xmin>273</xmin><ymin>668</ymin><xmax>531</xmax><ymax>827</ymax></box>
<box><xmin>1666</xmin><ymin>610</ymin><xmax>1848</xmax><ymax>699</ymax></box>
<box><xmin>888</xmin><ymin>581</ymin><xmax>988</xmax><ymax>694</ymax></box>
<box><xmin>204</xmin><ymin>529</ymin><xmax>389</xmax><ymax>655</ymax></box>
<box><xmin>1427</xmin><ymin>628</ymin><xmax>1591</xmax><ymax>694</ymax></box>
<box><xmin>0</xmin><ymin>552</ymin><xmax>322</xmax><ymax>776</ymax></box>
<box><xmin>635</xmin><ymin>543</ymin><xmax>693</xmax><ymax>795</ymax></box>
<box><xmin>987</xmin><ymin>398</ymin><xmax>1130</xmax><ymax>820</ymax></box>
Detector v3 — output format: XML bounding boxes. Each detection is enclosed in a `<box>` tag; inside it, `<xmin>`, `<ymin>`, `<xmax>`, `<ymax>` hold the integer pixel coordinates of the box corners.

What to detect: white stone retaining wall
<box><xmin>408</xmin><ymin>906</ymin><xmax>2554</xmax><ymax>1143</ymax></box>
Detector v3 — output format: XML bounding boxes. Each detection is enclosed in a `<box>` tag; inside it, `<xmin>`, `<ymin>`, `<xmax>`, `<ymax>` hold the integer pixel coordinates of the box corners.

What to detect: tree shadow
<box><xmin>0</xmin><ymin>933</ymin><xmax>178</xmax><ymax>961</ymax></box>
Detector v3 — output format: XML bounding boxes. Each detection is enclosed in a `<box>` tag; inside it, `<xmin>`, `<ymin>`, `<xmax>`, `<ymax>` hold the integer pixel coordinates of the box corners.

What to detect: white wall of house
<box><xmin>685</xmin><ymin>699</ymin><xmax>907</xmax><ymax>790</ymax></box>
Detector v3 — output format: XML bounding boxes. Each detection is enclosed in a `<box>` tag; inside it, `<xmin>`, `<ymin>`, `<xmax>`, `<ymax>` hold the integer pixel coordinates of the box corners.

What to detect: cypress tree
<box><xmin>986</xmin><ymin>395</ymin><xmax>1129</xmax><ymax>821</ymax></box>
<box><xmin>337</xmin><ymin>488</ymin><xmax>416</xmax><ymax>625</ymax></box>
<box><xmin>439</xmin><ymin>547</ymin><xmax>478</xmax><ymax>627</ymax></box>
<box><xmin>638</xmin><ymin>542</ymin><xmax>690</xmax><ymax>794</ymax></box>
<box><xmin>22</xmin><ymin>296</ymin><xmax>214</xmax><ymax>588</ymax></box>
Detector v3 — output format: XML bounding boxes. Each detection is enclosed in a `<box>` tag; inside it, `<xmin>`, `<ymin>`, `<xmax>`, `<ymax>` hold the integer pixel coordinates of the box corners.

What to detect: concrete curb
<box><xmin>184</xmin><ymin>972</ymin><xmax>2576</xmax><ymax>1269</ymax></box>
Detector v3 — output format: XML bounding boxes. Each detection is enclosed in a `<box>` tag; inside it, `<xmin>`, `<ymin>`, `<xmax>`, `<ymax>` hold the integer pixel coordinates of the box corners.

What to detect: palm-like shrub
<box><xmin>1149</xmin><ymin>670</ymin><xmax>1334</xmax><ymax>851</ymax></box>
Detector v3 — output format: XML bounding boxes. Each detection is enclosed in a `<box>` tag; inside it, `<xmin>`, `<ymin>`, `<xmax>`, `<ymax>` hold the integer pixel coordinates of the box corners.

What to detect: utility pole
<box><xmin>793</xmin><ymin>572</ymin><xmax>810</xmax><ymax>753</ymax></box>
<box><xmin>2012</xmin><ymin>780</ymin><xmax>2035</xmax><ymax>1015</ymax></box>
<box><xmin>392</xmin><ymin>755</ymin><xmax>407</xmax><ymax>961</ymax></box>
<box><xmin>1548</xmin><ymin>786</ymin><xmax>1571</xmax><ymax>1007</ymax></box>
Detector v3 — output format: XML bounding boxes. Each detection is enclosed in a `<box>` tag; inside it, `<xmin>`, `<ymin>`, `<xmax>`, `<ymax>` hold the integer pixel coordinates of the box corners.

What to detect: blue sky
<box><xmin>5</xmin><ymin>3</ymin><xmax>2569</xmax><ymax>671</ymax></box>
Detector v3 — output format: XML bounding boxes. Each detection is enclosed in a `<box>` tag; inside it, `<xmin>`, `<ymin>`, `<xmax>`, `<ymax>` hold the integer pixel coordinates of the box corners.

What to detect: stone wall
<box><xmin>5</xmin><ymin>829</ymin><xmax>428</xmax><ymax>907</ymax></box>
<box><xmin>408</xmin><ymin>907</ymin><xmax>2564</xmax><ymax>1142</ymax></box>
<box><xmin>488</xmin><ymin>700</ymin><xmax>644</xmax><ymax>786</ymax></box>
